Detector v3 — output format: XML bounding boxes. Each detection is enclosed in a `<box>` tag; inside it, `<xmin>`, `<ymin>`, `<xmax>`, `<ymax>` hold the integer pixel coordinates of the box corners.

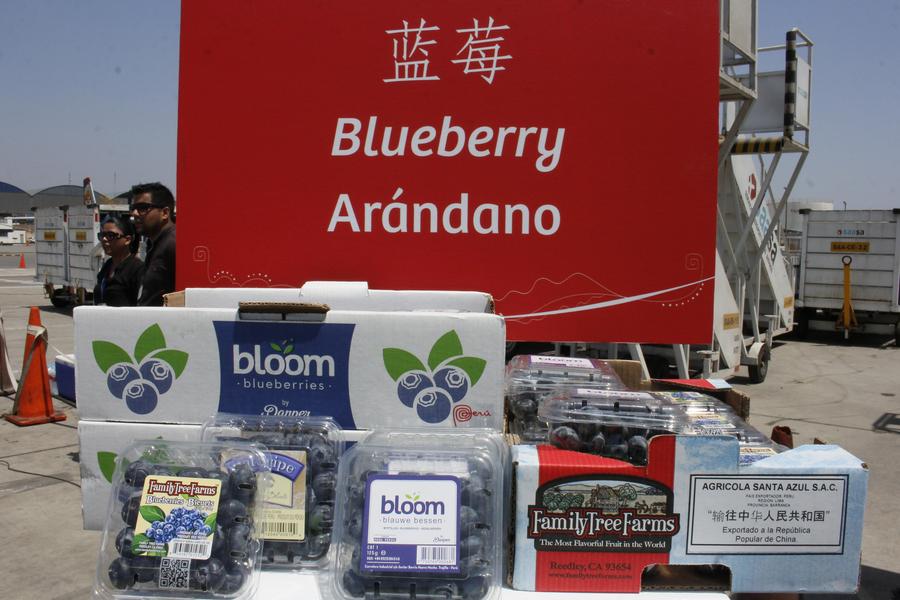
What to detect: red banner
<box><xmin>177</xmin><ymin>0</ymin><xmax>719</xmax><ymax>343</ymax></box>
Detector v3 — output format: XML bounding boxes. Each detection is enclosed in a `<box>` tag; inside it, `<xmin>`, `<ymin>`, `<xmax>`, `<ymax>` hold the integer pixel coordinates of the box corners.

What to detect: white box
<box><xmin>74</xmin><ymin>303</ymin><xmax>505</xmax><ymax>430</ymax></box>
<box><xmin>78</xmin><ymin>420</ymin><xmax>203</xmax><ymax>530</ymax></box>
<box><xmin>182</xmin><ymin>281</ymin><xmax>494</xmax><ymax>312</ymax></box>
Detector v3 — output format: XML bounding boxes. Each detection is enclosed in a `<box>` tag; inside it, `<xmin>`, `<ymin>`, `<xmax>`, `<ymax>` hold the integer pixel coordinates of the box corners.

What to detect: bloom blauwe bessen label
<box><xmin>361</xmin><ymin>475</ymin><xmax>461</xmax><ymax>573</ymax></box>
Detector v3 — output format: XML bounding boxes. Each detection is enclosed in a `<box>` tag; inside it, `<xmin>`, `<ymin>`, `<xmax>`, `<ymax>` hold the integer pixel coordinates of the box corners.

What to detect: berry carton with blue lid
<box><xmin>201</xmin><ymin>414</ymin><xmax>343</xmax><ymax>570</ymax></box>
<box><xmin>329</xmin><ymin>430</ymin><xmax>506</xmax><ymax>600</ymax></box>
<box><xmin>538</xmin><ymin>388</ymin><xmax>693</xmax><ymax>465</ymax></box>
<box><xmin>94</xmin><ymin>439</ymin><xmax>270</xmax><ymax>599</ymax></box>
<box><xmin>505</xmin><ymin>355</ymin><xmax>625</xmax><ymax>442</ymax></box>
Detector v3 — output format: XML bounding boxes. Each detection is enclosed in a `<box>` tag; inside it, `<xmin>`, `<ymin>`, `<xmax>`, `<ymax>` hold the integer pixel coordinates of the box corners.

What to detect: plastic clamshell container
<box><xmin>538</xmin><ymin>389</ymin><xmax>693</xmax><ymax>464</ymax></box>
<box><xmin>94</xmin><ymin>440</ymin><xmax>270</xmax><ymax>600</ymax></box>
<box><xmin>505</xmin><ymin>355</ymin><xmax>625</xmax><ymax>442</ymax></box>
<box><xmin>330</xmin><ymin>429</ymin><xmax>506</xmax><ymax>600</ymax></box>
<box><xmin>201</xmin><ymin>414</ymin><xmax>343</xmax><ymax>570</ymax></box>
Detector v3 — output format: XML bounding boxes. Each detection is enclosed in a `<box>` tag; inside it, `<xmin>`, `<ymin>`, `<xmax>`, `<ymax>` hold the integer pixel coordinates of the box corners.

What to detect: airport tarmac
<box><xmin>0</xmin><ymin>256</ymin><xmax>896</xmax><ymax>599</ymax></box>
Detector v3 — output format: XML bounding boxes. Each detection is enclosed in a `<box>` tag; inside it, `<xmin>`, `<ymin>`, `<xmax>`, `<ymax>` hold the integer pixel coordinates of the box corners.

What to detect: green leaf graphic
<box><xmin>92</xmin><ymin>341</ymin><xmax>133</xmax><ymax>373</ymax></box>
<box><xmin>97</xmin><ymin>451</ymin><xmax>118</xmax><ymax>483</ymax></box>
<box><xmin>414</xmin><ymin>495</ymin><xmax>420</xmax><ymax>501</ymax></box>
<box><xmin>140</xmin><ymin>506</ymin><xmax>166</xmax><ymax>523</ymax></box>
<box><xmin>134</xmin><ymin>324</ymin><xmax>167</xmax><ymax>363</ymax></box>
<box><xmin>180</xmin><ymin>494</ymin><xmax>191</xmax><ymax>500</ymax></box>
<box><xmin>383</xmin><ymin>348</ymin><xmax>427</xmax><ymax>381</ymax></box>
<box><xmin>270</xmin><ymin>342</ymin><xmax>282</xmax><ymax>352</ymax></box>
<box><xmin>149</xmin><ymin>349</ymin><xmax>189</xmax><ymax>378</ymax></box>
<box><xmin>428</xmin><ymin>330</ymin><xmax>463</xmax><ymax>371</ymax></box>
<box><xmin>131</xmin><ymin>533</ymin><xmax>149</xmax><ymax>549</ymax></box>
<box><xmin>204</xmin><ymin>513</ymin><xmax>217</xmax><ymax>529</ymax></box>
<box><xmin>283</xmin><ymin>344</ymin><xmax>294</xmax><ymax>354</ymax></box>
<box><xmin>447</xmin><ymin>356</ymin><xmax>487</xmax><ymax>386</ymax></box>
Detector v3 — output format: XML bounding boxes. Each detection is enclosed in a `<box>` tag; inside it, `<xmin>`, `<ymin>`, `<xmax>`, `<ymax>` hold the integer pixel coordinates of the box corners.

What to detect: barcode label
<box><xmin>417</xmin><ymin>545</ymin><xmax>456</xmax><ymax>566</ymax></box>
<box><xmin>169</xmin><ymin>539</ymin><xmax>212</xmax><ymax>560</ymax></box>
<box><xmin>259</xmin><ymin>520</ymin><xmax>301</xmax><ymax>539</ymax></box>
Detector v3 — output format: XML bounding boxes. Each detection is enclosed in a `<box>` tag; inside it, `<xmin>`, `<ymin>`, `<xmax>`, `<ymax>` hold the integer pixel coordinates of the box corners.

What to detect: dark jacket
<box><xmin>94</xmin><ymin>255</ymin><xmax>145</xmax><ymax>307</ymax></box>
<box><xmin>138</xmin><ymin>224</ymin><xmax>176</xmax><ymax>306</ymax></box>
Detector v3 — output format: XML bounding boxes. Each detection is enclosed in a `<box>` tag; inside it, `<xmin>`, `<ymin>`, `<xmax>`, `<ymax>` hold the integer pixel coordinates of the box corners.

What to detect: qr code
<box><xmin>159</xmin><ymin>557</ymin><xmax>190</xmax><ymax>589</ymax></box>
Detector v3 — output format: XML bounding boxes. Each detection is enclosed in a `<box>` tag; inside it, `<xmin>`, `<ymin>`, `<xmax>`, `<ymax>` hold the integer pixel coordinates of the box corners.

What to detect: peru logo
<box><xmin>382</xmin><ymin>330</ymin><xmax>486</xmax><ymax>424</ymax></box>
<box><xmin>93</xmin><ymin>324</ymin><xmax>189</xmax><ymax>414</ymax></box>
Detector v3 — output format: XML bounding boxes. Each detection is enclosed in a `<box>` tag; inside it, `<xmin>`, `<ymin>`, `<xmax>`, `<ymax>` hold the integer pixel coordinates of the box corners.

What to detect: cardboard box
<box><xmin>78</xmin><ymin>420</ymin><xmax>203</xmax><ymax>529</ymax></box>
<box><xmin>605</xmin><ymin>360</ymin><xmax>750</xmax><ymax>420</ymax></box>
<box><xmin>174</xmin><ymin>281</ymin><xmax>495</xmax><ymax>312</ymax></box>
<box><xmin>74</xmin><ymin>303</ymin><xmax>504</xmax><ymax>430</ymax></box>
<box><xmin>511</xmin><ymin>438</ymin><xmax>867</xmax><ymax>594</ymax></box>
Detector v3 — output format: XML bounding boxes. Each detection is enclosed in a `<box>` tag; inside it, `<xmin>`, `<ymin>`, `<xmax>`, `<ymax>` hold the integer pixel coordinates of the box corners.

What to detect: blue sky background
<box><xmin>0</xmin><ymin>1</ymin><xmax>898</xmax><ymax>208</ymax></box>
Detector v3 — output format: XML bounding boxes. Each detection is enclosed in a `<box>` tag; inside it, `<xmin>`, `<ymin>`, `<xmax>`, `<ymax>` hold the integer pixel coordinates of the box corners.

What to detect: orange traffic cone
<box><xmin>18</xmin><ymin>253</ymin><xmax>25</xmax><ymax>269</ymax></box>
<box><xmin>4</xmin><ymin>307</ymin><xmax>66</xmax><ymax>426</ymax></box>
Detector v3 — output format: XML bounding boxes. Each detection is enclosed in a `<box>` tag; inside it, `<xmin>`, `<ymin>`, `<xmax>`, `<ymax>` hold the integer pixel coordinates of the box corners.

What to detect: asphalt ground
<box><xmin>0</xmin><ymin>252</ymin><xmax>896</xmax><ymax>599</ymax></box>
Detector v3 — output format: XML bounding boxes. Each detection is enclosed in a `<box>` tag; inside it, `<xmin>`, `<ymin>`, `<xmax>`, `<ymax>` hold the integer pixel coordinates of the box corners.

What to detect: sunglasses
<box><xmin>98</xmin><ymin>231</ymin><xmax>126</xmax><ymax>241</ymax></box>
<box><xmin>131</xmin><ymin>202</ymin><xmax>162</xmax><ymax>214</ymax></box>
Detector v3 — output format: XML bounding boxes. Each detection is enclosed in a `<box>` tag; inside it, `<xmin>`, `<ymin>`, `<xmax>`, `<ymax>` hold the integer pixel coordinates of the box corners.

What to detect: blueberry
<box><xmin>107</xmin><ymin>363</ymin><xmax>140</xmax><ymax>398</ymax></box>
<box><xmin>309</xmin><ymin>503</ymin><xmax>334</xmax><ymax>535</ymax></box>
<box><xmin>590</xmin><ymin>431</ymin><xmax>607</xmax><ymax>453</ymax></box>
<box><xmin>151</xmin><ymin>465</ymin><xmax>174</xmax><ymax>477</ymax></box>
<box><xmin>121</xmin><ymin>491</ymin><xmax>142</xmax><ymax>527</ymax></box>
<box><xmin>229</xmin><ymin>463</ymin><xmax>257</xmax><ymax>503</ymax></box>
<box><xmin>346</xmin><ymin>514</ymin><xmax>363</xmax><ymax>540</ymax></box>
<box><xmin>139</xmin><ymin>359</ymin><xmax>174</xmax><ymax>394</ymax></box>
<box><xmin>131</xmin><ymin>555</ymin><xmax>160</xmax><ymax>583</ymax></box>
<box><xmin>225</xmin><ymin>523</ymin><xmax>252</xmax><ymax>559</ymax></box>
<box><xmin>627</xmin><ymin>435</ymin><xmax>649</xmax><ymax>464</ymax></box>
<box><xmin>415</xmin><ymin>388</ymin><xmax>453</xmax><ymax>423</ymax></box>
<box><xmin>550</xmin><ymin>426</ymin><xmax>582</xmax><ymax>451</ymax></box>
<box><xmin>429</xmin><ymin>582</ymin><xmax>460</xmax><ymax>599</ymax></box>
<box><xmin>217</xmin><ymin>499</ymin><xmax>249</xmax><ymax>526</ymax></box>
<box><xmin>108</xmin><ymin>557</ymin><xmax>135</xmax><ymax>590</ymax></box>
<box><xmin>607</xmin><ymin>441</ymin><xmax>629</xmax><ymax>460</ymax></box>
<box><xmin>460</xmin><ymin>534</ymin><xmax>485</xmax><ymax>559</ymax></box>
<box><xmin>397</xmin><ymin>371</ymin><xmax>434</xmax><ymax>408</ymax></box>
<box><xmin>459</xmin><ymin>505</ymin><xmax>479</xmax><ymax>532</ymax></box>
<box><xmin>115</xmin><ymin>527</ymin><xmax>135</xmax><ymax>558</ymax></box>
<box><xmin>191</xmin><ymin>558</ymin><xmax>226</xmax><ymax>592</ymax></box>
<box><xmin>123</xmin><ymin>379</ymin><xmax>159</xmax><ymax>414</ymax></box>
<box><xmin>123</xmin><ymin>460</ymin><xmax>153</xmax><ymax>488</ymax></box>
<box><xmin>342</xmin><ymin>570</ymin><xmax>366</xmax><ymax>597</ymax></box>
<box><xmin>347</xmin><ymin>480</ymin><xmax>366</xmax><ymax>506</ymax></box>
<box><xmin>433</xmin><ymin>367</ymin><xmax>469</xmax><ymax>403</ymax></box>
<box><xmin>312</xmin><ymin>471</ymin><xmax>336</xmax><ymax>503</ymax></box>
<box><xmin>220</xmin><ymin>566</ymin><xmax>247</xmax><ymax>595</ymax></box>
<box><xmin>510</xmin><ymin>393</ymin><xmax>538</xmax><ymax>418</ymax></box>
<box><xmin>305</xmin><ymin>533</ymin><xmax>330</xmax><ymax>559</ymax></box>
<box><xmin>461</xmin><ymin>575</ymin><xmax>489</xmax><ymax>600</ymax></box>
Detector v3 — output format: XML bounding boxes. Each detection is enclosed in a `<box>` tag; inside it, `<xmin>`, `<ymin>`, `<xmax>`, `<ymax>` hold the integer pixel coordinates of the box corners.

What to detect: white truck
<box><xmin>796</xmin><ymin>208</ymin><xmax>900</xmax><ymax>339</ymax></box>
<box><xmin>34</xmin><ymin>202</ymin><xmax>104</xmax><ymax>307</ymax></box>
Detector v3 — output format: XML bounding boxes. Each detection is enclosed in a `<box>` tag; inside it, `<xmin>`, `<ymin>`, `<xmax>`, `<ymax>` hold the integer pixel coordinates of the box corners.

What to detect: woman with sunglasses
<box><xmin>93</xmin><ymin>215</ymin><xmax>145</xmax><ymax>306</ymax></box>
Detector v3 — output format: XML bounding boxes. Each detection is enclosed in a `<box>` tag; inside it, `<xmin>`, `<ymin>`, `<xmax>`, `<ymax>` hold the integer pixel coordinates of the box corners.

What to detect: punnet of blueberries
<box><xmin>201</xmin><ymin>415</ymin><xmax>344</xmax><ymax>570</ymax></box>
<box><xmin>504</xmin><ymin>355</ymin><xmax>626</xmax><ymax>443</ymax></box>
<box><xmin>539</xmin><ymin>389</ymin><xmax>693</xmax><ymax>465</ymax></box>
<box><xmin>330</xmin><ymin>431</ymin><xmax>505</xmax><ymax>600</ymax></box>
<box><xmin>97</xmin><ymin>440</ymin><xmax>268</xmax><ymax>598</ymax></box>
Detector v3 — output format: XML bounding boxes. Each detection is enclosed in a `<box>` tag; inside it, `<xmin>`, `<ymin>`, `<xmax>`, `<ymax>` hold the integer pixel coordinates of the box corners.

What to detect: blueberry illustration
<box><xmin>108</xmin><ymin>557</ymin><xmax>135</xmax><ymax>590</ymax></box>
<box><xmin>123</xmin><ymin>379</ymin><xmax>159</xmax><ymax>414</ymax></box>
<box><xmin>191</xmin><ymin>558</ymin><xmax>226</xmax><ymax>592</ymax></box>
<box><xmin>107</xmin><ymin>363</ymin><xmax>139</xmax><ymax>398</ymax></box>
<box><xmin>415</xmin><ymin>388</ymin><xmax>453</xmax><ymax>423</ymax></box>
<box><xmin>397</xmin><ymin>371</ymin><xmax>434</xmax><ymax>408</ymax></box>
<box><xmin>433</xmin><ymin>367</ymin><xmax>469</xmax><ymax>403</ymax></box>
<box><xmin>139</xmin><ymin>359</ymin><xmax>174</xmax><ymax>394</ymax></box>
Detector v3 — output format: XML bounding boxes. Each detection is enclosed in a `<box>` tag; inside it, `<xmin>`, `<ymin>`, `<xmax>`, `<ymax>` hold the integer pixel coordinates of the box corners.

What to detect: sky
<box><xmin>0</xmin><ymin>0</ymin><xmax>898</xmax><ymax>208</ymax></box>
